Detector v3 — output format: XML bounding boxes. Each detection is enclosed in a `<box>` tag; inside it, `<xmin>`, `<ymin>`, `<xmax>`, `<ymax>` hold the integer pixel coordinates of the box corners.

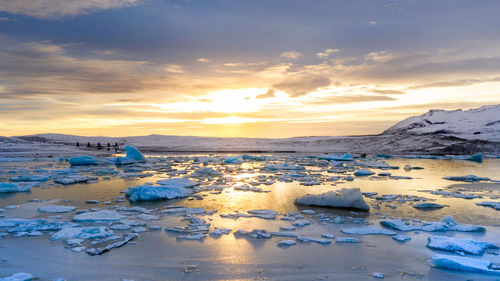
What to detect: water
<box><xmin>0</xmin><ymin>154</ymin><xmax>499</xmax><ymax>280</ymax></box>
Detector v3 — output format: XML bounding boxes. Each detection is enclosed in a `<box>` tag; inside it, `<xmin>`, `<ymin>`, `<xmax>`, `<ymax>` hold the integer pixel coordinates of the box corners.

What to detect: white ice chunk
<box><xmin>427</xmin><ymin>236</ymin><xmax>499</xmax><ymax>255</ymax></box>
<box><xmin>296</xmin><ymin>188</ymin><xmax>370</xmax><ymax>211</ymax></box>
<box><xmin>277</xmin><ymin>240</ymin><xmax>296</xmax><ymax>247</ymax></box>
<box><xmin>428</xmin><ymin>254</ymin><xmax>500</xmax><ymax>275</ymax></box>
<box><xmin>73</xmin><ymin>210</ymin><xmax>125</xmax><ymax>222</ymax></box>
<box><xmin>38</xmin><ymin>205</ymin><xmax>76</xmax><ymax>213</ymax></box>
<box><xmin>0</xmin><ymin>272</ymin><xmax>34</xmax><ymax>281</ymax></box>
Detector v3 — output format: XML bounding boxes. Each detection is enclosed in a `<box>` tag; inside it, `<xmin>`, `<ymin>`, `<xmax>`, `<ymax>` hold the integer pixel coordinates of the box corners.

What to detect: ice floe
<box><xmin>38</xmin><ymin>205</ymin><xmax>76</xmax><ymax>213</ymax></box>
<box><xmin>0</xmin><ymin>273</ymin><xmax>34</xmax><ymax>281</ymax></box>
<box><xmin>476</xmin><ymin>201</ymin><xmax>500</xmax><ymax>210</ymax></box>
<box><xmin>429</xmin><ymin>254</ymin><xmax>500</xmax><ymax>275</ymax></box>
<box><xmin>50</xmin><ymin>226</ymin><xmax>113</xmax><ymax>240</ymax></box>
<box><xmin>380</xmin><ymin>216</ymin><xmax>485</xmax><ymax>232</ymax></box>
<box><xmin>296</xmin><ymin>188</ymin><xmax>370</xmax><ymax>211</ymax></box>
<box><xmin>443</xmin><ymin>175</ymin><xmax>490</xmax><ymax>182</ymax></box>
<box><xmin>427</xmin><ymin>236</ymin><xmax>499</xmax><ymax>255</ymax></box>
<box><xmin>73</xmin><ymin>210</ymin><xmax>125</xmax><ymax>222</ymax></box>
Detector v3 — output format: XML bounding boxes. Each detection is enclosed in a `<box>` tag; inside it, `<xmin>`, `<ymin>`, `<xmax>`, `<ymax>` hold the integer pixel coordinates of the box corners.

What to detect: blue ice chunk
<box><xmin>0</xmin><ymin>272</ymin><xmax>34</xmax><ymax>281</ymax></box>
<box><xmin>124</xmin><ymin>145</ymin><xmax>146</xmax><ymax>162</ymax></box>
<box><xmin>69</xmin><ymin>156</ymin><xmax>112</xmax><ymax>166</ymax></box>
<box><xmin>427</xmin><ymin>236</ymin><xmax>499</xmax><ymax>255</ymax></box>
<box><xmin>376</xmin><ymin>154</ymin><xmax>393</xmax><ymax>159</ymax></box>
<box><xmin>0</xmin><ymin>183</ymin><xmax>31</xmax><ymax>193</ymax></box>
<box><xmin>429</xmin><ymin>254</ymin><xmax>500</xmax><ymax>275</ymax></box>
<box><xmin>353</xmin><ymin>169</ymin><xmax>375</xmax><ymax>176</ymax></box>
<box><xmin>319</xmin><ymin>153</ymin><xmax>354</xmax><ymax>161</ymax></box>
<box><xmin>455</xmin><ymin>153</ymin><xmax>483</xmax><ymax>163</ymax></box>
<box><xmin>224</xmin><ymin>156</ymin><xmax>243</xmax><ymax>164</ymax></box>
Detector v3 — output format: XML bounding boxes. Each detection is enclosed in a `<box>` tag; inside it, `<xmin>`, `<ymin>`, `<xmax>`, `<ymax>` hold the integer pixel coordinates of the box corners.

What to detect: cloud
<box><xmin>256</xmin><ymin>89</ymin><xmax>276</xmax><ymax>99</ymax></box>
<box><xmin>280</xmin><ymin>51</ymin><xmax>303</xmax><ymax>60</ymax></box>
<box><xmin>273</xmin><ymin>75</ymin><xmax>331</xmax><ymax>97</ymax></box>
<box><xmin>317</xmin><ymin>48</ymin><xmax>339</xmax><ymax>59</ymax></box>
<box><xmin>164</xmin><ymin>64</ymin><xmax>184</xmax><ymax>73</ymax></box>
<box><xmin>0</xmin><ymin>37</ymin><xmax>176</xmax><ymax>96</ymax></box>
<box><xmin>197</xmin><ymin>57</ymin><xmax>211</xmax><ymax>63</ymax></box>
<box><xmin>306</xmin><ymin>94</ymin><xmax>395</xmax><ymax>105</ymax></box>
<box><xmin>0</xmin><ymin>0</ymin><xmax>140</xmax><ymax>19</ymax></box>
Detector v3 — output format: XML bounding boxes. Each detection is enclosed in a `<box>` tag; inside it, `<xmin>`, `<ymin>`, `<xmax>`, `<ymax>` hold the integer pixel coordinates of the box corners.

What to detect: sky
<box><xmin>0</xmin><ymin>0</ymin><xmax>499</xmax><ymax>138</ymax></box>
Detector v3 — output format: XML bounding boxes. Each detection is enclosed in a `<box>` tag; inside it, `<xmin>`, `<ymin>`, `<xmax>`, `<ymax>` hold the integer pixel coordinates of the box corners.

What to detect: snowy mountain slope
<box><xmin>383</xmin><ymin>105</ymin><xmax>500</xmax><ymax>141</ymax></box>
<box><xmin>2</xmin><ymin>105</ymin><xmax>499</xmax><ymax>156</ymax></box>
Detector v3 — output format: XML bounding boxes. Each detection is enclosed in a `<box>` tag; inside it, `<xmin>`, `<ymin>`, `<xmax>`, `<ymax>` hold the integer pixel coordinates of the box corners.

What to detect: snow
<box><xmin>383</xmin><ymin>104</ymin><xmax>500</xmax><ymax>141</ymax></box>
<box><xmin>443</xmin><ymin>175</ymin><xmax>491</xmax><ymax>182</ymax></box>
<box><xmin>296</xmin><ymin>188</ymin><xmax>370</xmax><ymax>211</ymax></box>
<box><xmin>72</xmin><ymin>210</ymin><xmax>125</xmax><ymax>222</ymax></box>
<box><xmin>380</xmin><ymin>216</ymin><xmax>485</xmax><ymax>232</ymax></box>
<box><xmin>0</xmin><ymin>273</ymin><xmax>34</xmax><ymax>281</ymax></box>
<box><xmin>341</xmin><ymin>227</ymin><xmax>396</xmax><ymax>236</ymax></box>
<box><xmin>427</xmin><ymin>236</ymin><xmax>499</xmax><ymax>255</ymax></box>
<box><xmin>429</xmin><ymin>254</ymin><xmax>500</xmax><ymax>275</ymax></box>
<box><xmin>38</xmin><ymin>205</ymin><xmax>76</xmax><ymax>213</ymax></box>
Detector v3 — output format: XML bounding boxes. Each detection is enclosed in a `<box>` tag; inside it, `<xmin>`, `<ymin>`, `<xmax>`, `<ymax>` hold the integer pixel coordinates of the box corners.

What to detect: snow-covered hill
<box><xmin>1</xmin><ymin>105</ymin><xmax>499</xmax><ymax>156</ymax></box>
<box><xmin>383</xmin><ymin>105</ymin><xmax>500</xmax><ymax>141</ymax></box>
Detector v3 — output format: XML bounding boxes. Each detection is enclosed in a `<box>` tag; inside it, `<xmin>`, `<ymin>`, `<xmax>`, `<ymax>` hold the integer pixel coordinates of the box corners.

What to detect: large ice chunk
<box><xmin>124</xmin><ymin>145</ymin><xmax>146</xmax><ymax>162</ymax></box>
<box><xmin>296</xmin><ymin>188</ymin><xmax>370</xmax><ymax>211</ymax></box>
<box><xmin>0</xmin><ymin>183</ymin><xmax>31</xmax><ymax>193</ymax></box>
<box><xmin>427</xmin><ymin>236</ymin><xmax>499</xmax><ymax>255</ymax></box>
<box><xmin>73</xmin><ymin>210</ymin><xmax>125</xmax><ymax>222</ymax></box>
<box><xmin>126</xmin><ymin>178</ymin><xmax>199</xmax><ymax>202</ymax></box>
<box><xmin>126</xmin><ymin>185</ymin><xmax>193</xmax><ymax>202</ymax></box>
<box><xmin>429</xmin><ymin>254</ymin><xmax>500</xmax><ymax>275</ymax></box>
<box><xmin>69</xmin><ymin>156</ymin><xmax>112</xmax><ymax>166</ymax></box>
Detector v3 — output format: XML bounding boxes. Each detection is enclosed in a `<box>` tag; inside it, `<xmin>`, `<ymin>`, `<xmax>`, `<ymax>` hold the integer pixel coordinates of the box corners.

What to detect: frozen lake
<box><xmin>0</xmin><ymin>153</ymin><xmax>499</xmax><ymax>280</ymax></box>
